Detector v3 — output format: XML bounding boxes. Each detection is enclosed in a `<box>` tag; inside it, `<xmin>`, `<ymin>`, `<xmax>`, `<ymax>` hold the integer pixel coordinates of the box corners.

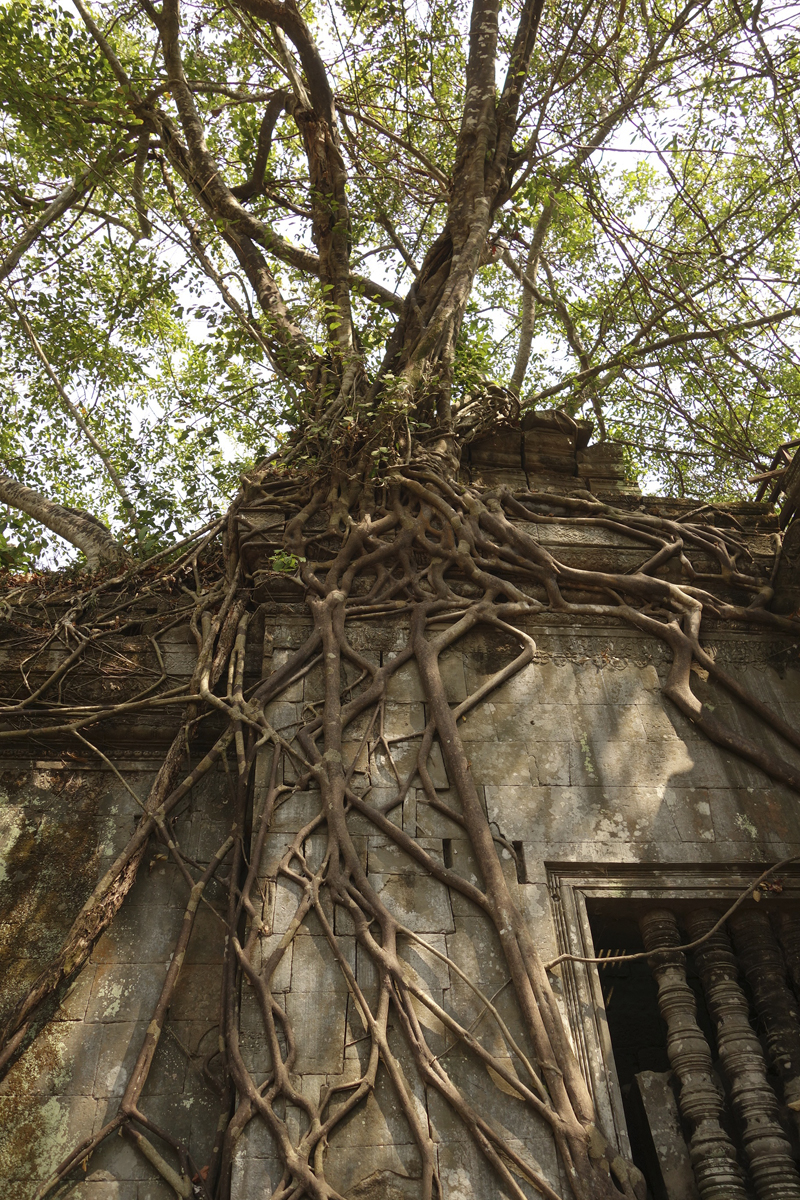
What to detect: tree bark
<box><xmin>0</xmin><ymin>472</ymin><xmax>125</xmax><ymax>569</ymax></box>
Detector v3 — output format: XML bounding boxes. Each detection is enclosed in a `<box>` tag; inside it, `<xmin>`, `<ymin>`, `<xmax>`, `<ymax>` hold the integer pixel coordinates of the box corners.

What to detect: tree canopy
<box><xmin>1</xmin><ymin>0</ymin><xmax>800</xmax><ymax>565</ymax></box>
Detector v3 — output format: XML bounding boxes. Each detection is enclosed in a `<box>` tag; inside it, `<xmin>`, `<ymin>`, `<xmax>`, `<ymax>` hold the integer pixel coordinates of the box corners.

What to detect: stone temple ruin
<box><xmin>4</xmin><ymin>415</ymin><xmax>800</xmax><ymax>1200</ymax></box>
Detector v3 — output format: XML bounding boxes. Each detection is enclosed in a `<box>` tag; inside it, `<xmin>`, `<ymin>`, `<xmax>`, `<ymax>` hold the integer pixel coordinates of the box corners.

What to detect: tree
<box><xmin>3</xmin><ymin>0</ymin><xmax>800</xmax><ymax>1198</ymax></box>
<box><xmin>1</xmin><ymin>0</ymin><xmax>800</xmax><ymax>561</ymax></box>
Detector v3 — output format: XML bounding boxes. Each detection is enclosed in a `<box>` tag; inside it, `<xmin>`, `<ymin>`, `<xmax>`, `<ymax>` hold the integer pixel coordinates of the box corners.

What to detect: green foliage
<box><xmin>1</xmin><ymin>0</ymin><xmax>800</xmax><ymax>567</ymax></box>
<box><xmin>269</xmin><ymin>550</ymin><xmax>305</xmax><ymax>573</ymax></box>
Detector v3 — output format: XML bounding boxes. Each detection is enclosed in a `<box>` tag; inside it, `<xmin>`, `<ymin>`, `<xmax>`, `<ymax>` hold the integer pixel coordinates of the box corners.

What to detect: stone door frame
<box><xmin>545</xmin><ymin>860</ymin><xmax>800</xmax><ymax>1158</ymax></box>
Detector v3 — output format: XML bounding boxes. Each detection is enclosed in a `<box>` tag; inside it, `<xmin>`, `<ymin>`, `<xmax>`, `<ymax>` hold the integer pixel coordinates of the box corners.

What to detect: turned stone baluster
<box><xmin>685</xmin><ymin>908</ymin><xmax>800</xmax><ymax>1200</ymax></box>
<box><xmin>729</xmin><ymin>908</ymin><xmax>800</xmax><ymax>1130</ymax></box>
<box><xmin>639</xmin><ymin>908</ymin><xmax>748</xmax><ymax>1200</ymax></box>
<box><xmin>775</xmin><ymin>913</ymin><xmax>800</xmax><ymax>1005</ymax></box>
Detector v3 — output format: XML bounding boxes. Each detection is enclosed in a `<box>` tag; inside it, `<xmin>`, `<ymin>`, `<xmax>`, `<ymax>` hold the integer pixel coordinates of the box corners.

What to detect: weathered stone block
<box><xmin>78</xmin><ymin>1130</ymin><xmax>157</xmax><ymax>1182</ymax></box>
<box><xmin>485</xmin><ymin>783</ymin><xmax>686</xmax><ymax>844</ymax></box>
<box><xmin>515</xmin><ymin>701</ymin><xmax>576</xmax><ymax>742</ymax></box>
<box><xmin>184</xmin><ymin>812</ymin><xmax>236</xmax><ymax>864</ymax></box>
<box><xmin>85</xmin><ymin>964</ymin><xmax>168</xmax><ymax>1024</ymax></box>
<box><xmin>342</xmin><ymin>740</ymin><xmax>369</xmax><ymax>775</ymax></box>
<box><xmin>594</xmin><ymin>664</ymin><xmax>650</xmax><ymax>705</ymax></box>
<box><xmin>238</xmin><ymin>1003</ymin><xmax>275</xmax><ymax>1076</ymax></box>
<box><xmin>636</xmin><ymin>695</ymin><xmax>680</xmax><ymax>739</ymax></box>
<box><xmin>488</xmin><ymin>701</ymin><xmax>536</xmax><ymax>741</ymax></box>
<box><xmin>187</xmin><ymin>1086</ymin><xmax>223</xmax><ymax>1163</ymax></box>
<box><xmin>325</xmin><ymin>1138</ymin><xmax>421</xmax><ymax>1195</ymax></box>
<box><xmin>138</xmin><ymin>1092</ymin><xmax>193</xmax><ymax>1143</ymax></box>
<box><xmin>384</xmin><ymin>660</ymin><xmax>425</xmax><ymax>702</ymax></box>
<box><xmin>707</xmin><ymin>786</ymin><xmax>800</xmax><ymax>845</ymax></box>
<box><xmin>367</xmin><ymin>835</ymin><xmax>442</xmax><ymax>875</ymax></box>
<box><xmin>531</xmin><ymin>741</ymin><xmax>570</xmax><ymax>786</ymax></box>
<box><xmin>138</xmin><ymin>1181</ymin><xmax>176</xmax><ymax>1200</ymax></box>
<box><xmin>254</xmin><ymin>830</ymin><xmax>301</xmax><ymax>881</ymax></box>
<box><xmin>285</xmin><ymin>1072</ymin><xmax>328</xmax><ymax>1142</ymax></box>
<box><xmin>263</xmin><ymin>701</ymin><xmax>300</xmax><ymax>735</ymax></box>
<box><xmin>464</xmin><ymin>741</ymin><xmax>533</xmax><ymax>787</ymax></box>
<box><xmin>372</xmin><ymin>739</ymin><xmax>449</xmax><ymax>790</ymax></box>
<box><xmin>271</xmin><ymin>791</ymin><xmax>323</xmax><ymax>833</ymax></box>
<box><xmin>442</xmin><ymin>836</ymin><xmax>478</xmax><ymax>886</ymax></box>
<box><xmin>572</xmin><ymin>702</ymin><xmax>647</xmax><ymax>742</ymax></box>
<box><xmin>183</xmin><ymin>902</ymin><xmax>226</xmax><ymax>965</ymax></box>
<box><xmin>0</xmin><ymin>1093</ymin><xmax>98</xmax><ymax>1183</ymax></box>
<box><xmin>160</xmin><ymin>626</ymin><xmax>197</xmax><ymax>679</ymax></box>
<box><xmin>271</xmin><ymin>621</ymin><xmax>313</xmax><ymax>650</ymax></box>
<box><xmin>272</xmin><ymin>877</ymin><xmax>317</xmax><ymax>937</ymax></box>
<box><xmin>402</xmin><ymin>931</ymin><xmax>451</xmax><ymax>992</ymax></box>
<box><xmin>573</xmin><ymin>662</ymin><xmax>619</xmax><ymax>703</ymax></box>
<box><xmin>568</xmin><ymin>736</ymin><xmax>695</xmax><ymax>790</ymax></box>
<box><xmin>483</xmin><ymin>785</ymin><xmax>542</xmax><ymax>840</ymax></box>
<box><xmin>169</xmin><ymin>963</ymin><xmax>223</xmax><ymax>1022</ymax></box>
<box><xmin>444</xmin><ymin>915</ymin><xmax>506</xmax><ymax>1012</ymax></box>
<box><xmin>332</xmin><ymin>1164</ymin><xmax>420</xmax><ymax>1199</ymax></box>
<box><xmin>231</xmin><ymin>1149</ymin><xmax>283</xmax><ymax>1198</ymax></box>
<box><xmin>124</xmin><ymin>862</ymin><xmax>184</xmax><ymax>911</ymax></box>
<box><xmin>516</xmin><ymin>881</ymin><xmax>560</xmax><ymax>961</ymax></box>
<box><xmin>368</xmin><ymin>872</ymin><xmax>455</xmax><ymax>933</ymax></box>
<box><xmin>290</xmin><ymin>934</ymin><xmax>355</xmax><ymax>993</ymax></box>
<box><xmin>522</xmin><ymin>427</ymin><xmax>576</xmax><ymax>453</ymax></box>
<box><xmin>494</xmin><ymin>660</ymin><xmax>581</xmax><ymax>705</ymax></box>
<box><xmin>94</xmin><ymin>1021</ymin><xmax>149</xmax><ymax>1100</ymax></box>
<box><xmin>0</xmin><ymin>1018</ymin><xmax>98</xmax><ymax>1100</ymax></box>
<box><xmin>455</xmin><ymin>702</ymin><xmax>496</xmax><ymax>741</ymax></box>
<box><xmin>270</xmin><ymin>649</ymin><xmax>304</xmax><ymax>700</ymax></box>
<box><xmin>284</xmin><ymin>988</ymin><xmax>346</xmax><ymax>1073</ymax></box>
<box><xmin>469</xmin><ymin>433</ymin><xmax>522</xmax><ymax>467</ymax></box>
<box><xmin>662</xmin><ymin>787</ymin><xmax>715</xmax><ymax>842</ymax></box>
<box><xmin>439</xmin><ymin>652</ymin><xmax>468</xmax><ymax>703</ymax></box>
<box><xmin>384</xmin><ymin>654</ymin><xmax>465</xmax><ymax>705</ymax></box>
<box><xmin>92</xmin><ymin>904</ymin><xmax>183</xmax><ymax>966</ymax></box>
<box><xmin>411</xmin><ymin>794</ymin><xmax>464</xmax><ymax>841</ymax></box>
<box><xmin>537</xmin><ymin>522</ymin><xmax>639</xmax><ymax>547</ymax></box>
<box><xmin>382</xmin><ymin>702</ymin><xmax>426</xmax><ymax>739</ymax></box>
<box><xmin>47</xmin><ymin>967</ymin><xmax>95</xmax><ymax>1028</ymax></box>
<box><xmin>63</xmin><ymin>1182</ymin><xmax>140</xmax><ymax>1199</ymax></box>
<box><xmin>525</xmin><ymin>451</ymin><xmax>578</xmax><ymax>475</ymax></box>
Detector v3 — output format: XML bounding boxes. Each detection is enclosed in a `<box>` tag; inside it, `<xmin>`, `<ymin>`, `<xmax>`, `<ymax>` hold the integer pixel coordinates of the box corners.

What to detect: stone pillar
<box><xmin>775</xmin><ymin>913</ymin><xmax>800</xmax><ymax>1006</ymax></box>
<box><xmin>729</xmin><ymin>908</ymin><xmax>800</xmax><ymax>1133</ymax></box>
<box><xmin>639</xmin><ymin>908</ymin><xmax>748</xmax><ymax>1200</ymax></box>
<box><xmin>685</xmin><ymin>909</ymin><xmax>800</xmax><ymax>1200</ymax></box>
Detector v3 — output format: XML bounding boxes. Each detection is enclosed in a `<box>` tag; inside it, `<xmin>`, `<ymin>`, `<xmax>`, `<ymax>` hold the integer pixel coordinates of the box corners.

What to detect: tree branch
<box><xmin>528</xmin><ymin>304</ymin><xmax>800</xmax><ymax>407</ymax></box>
<box><xmin>230</xmin><ymin>89</ymin><xmax>289</xmax><ymax>200</ymax></box>
<box><xmin>0</xmin><ymin>472</ymin><xmax>125</xmax><ymax>568</ymax></box>
<box><xmin>7</xmin><ymin>299</ymin><xmax>137</xmax><ymax>517</ymax></box>
<box><xmin>0</xmin><ymin>146</ymin><xmax>129</xmax><ymax>284</ymax></box>
<box><xmin>506</xmin><ymin>197</ymin><xmax>554</xmax><ymax>392</ymax></box>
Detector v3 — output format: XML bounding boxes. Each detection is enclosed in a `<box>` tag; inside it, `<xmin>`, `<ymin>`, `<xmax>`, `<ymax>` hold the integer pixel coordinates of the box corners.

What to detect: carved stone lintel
<box><xmin>685</xmin><ymin>909</ymin><xmax>800</xmax><ymax>1200</ymax></box>
<box><xmin>640</xmin><ymin>909</ymin><xmax>748</xmax><ymax>1200</ymax></box>
<box><xmin>729</xmin><ymin>908</ymin><xmax>800</xmax><ymax>1130</ymax></box>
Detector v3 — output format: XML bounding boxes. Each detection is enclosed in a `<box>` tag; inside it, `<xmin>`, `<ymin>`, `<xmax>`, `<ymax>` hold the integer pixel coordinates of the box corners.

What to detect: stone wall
<box><xmin>3</xmin><ymin>614</ymin><xmax>799</xmax><ymax>1198</ymax></box>
<box><xmin>3</xmin><ymin>434</ymin><xmax>800</xmax><ymax>1199</ymax></box>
